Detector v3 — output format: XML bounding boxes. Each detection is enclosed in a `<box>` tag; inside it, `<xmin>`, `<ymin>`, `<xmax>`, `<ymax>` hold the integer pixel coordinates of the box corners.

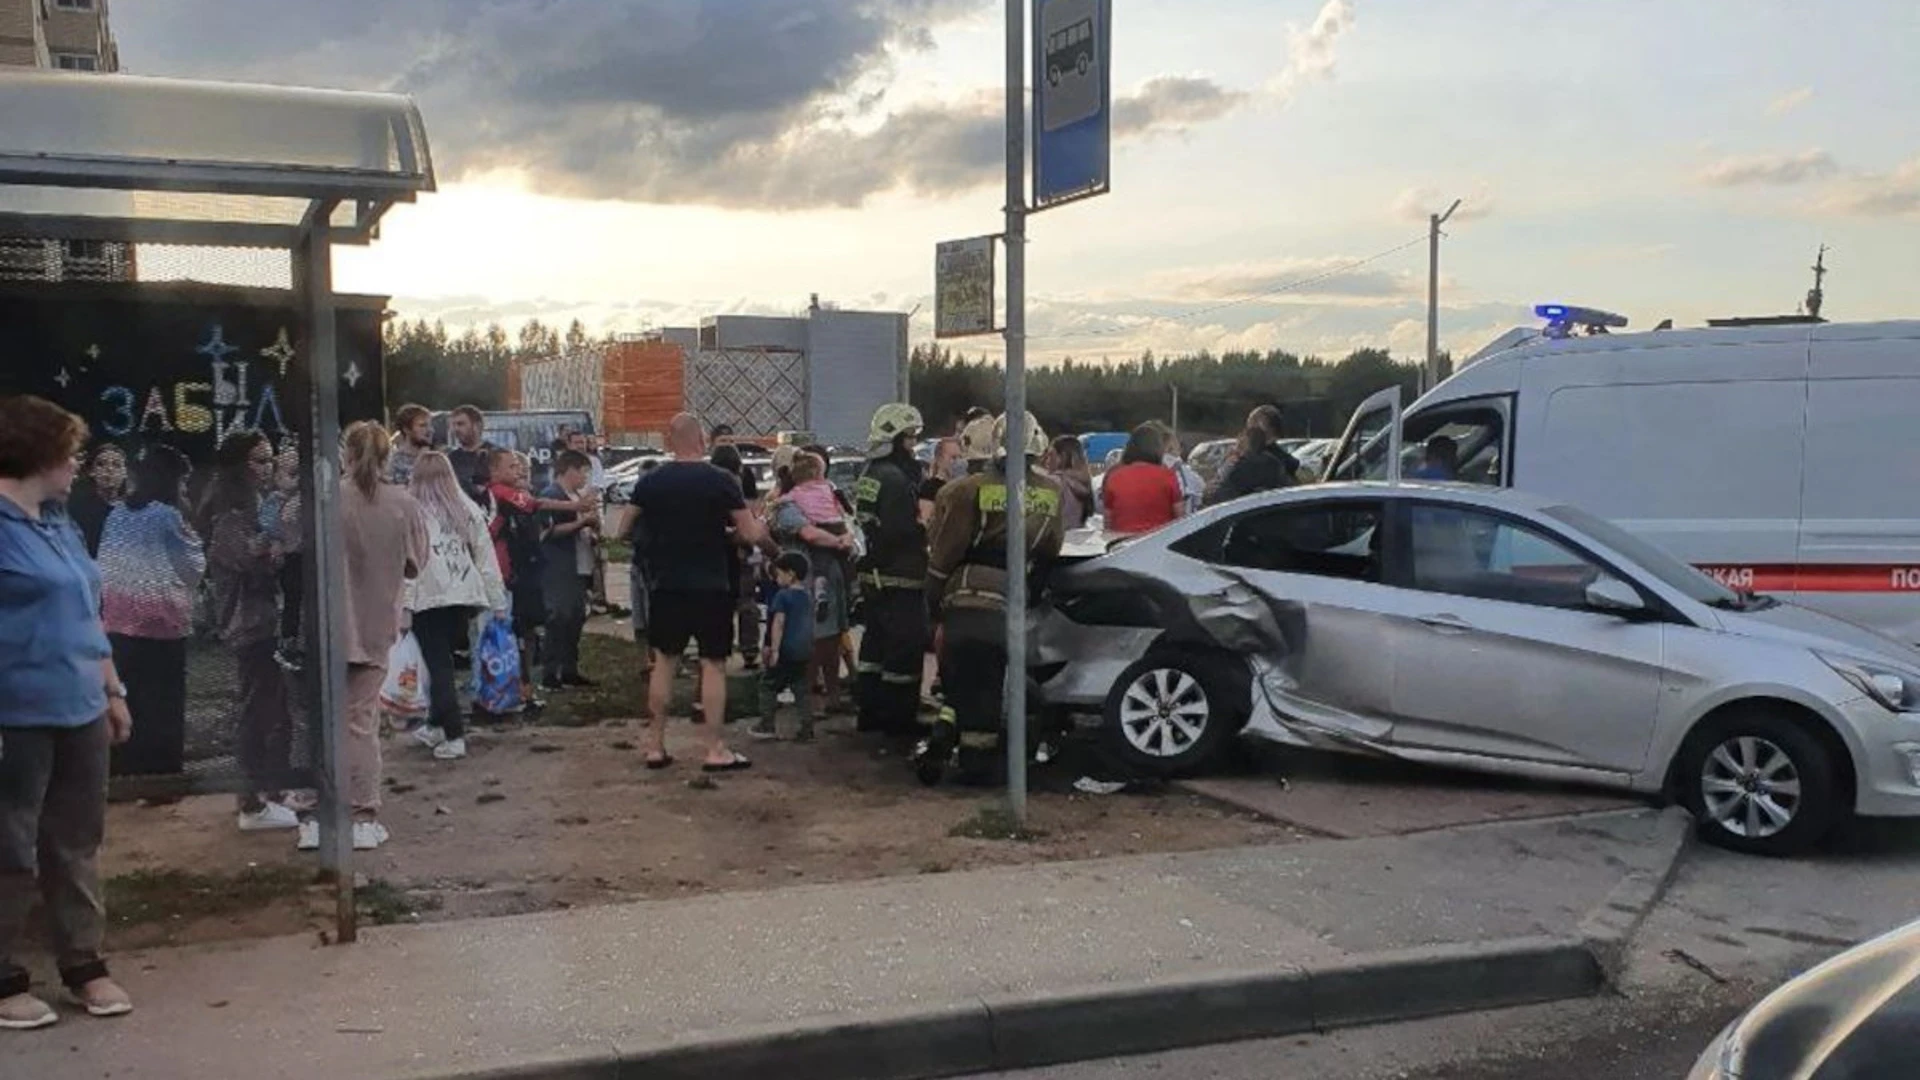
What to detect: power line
<box><xmin>1035</xmin><ymin>233</ymin><xmax>1431</xmax><ymax>343</ymax></box>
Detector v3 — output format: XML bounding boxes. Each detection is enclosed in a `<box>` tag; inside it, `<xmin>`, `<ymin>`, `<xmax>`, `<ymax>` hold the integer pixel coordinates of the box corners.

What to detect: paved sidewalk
<box><xmin>12</xmin><ymin>808</ymin><xmax>1688</xmax><ymax>1080</ymax></box>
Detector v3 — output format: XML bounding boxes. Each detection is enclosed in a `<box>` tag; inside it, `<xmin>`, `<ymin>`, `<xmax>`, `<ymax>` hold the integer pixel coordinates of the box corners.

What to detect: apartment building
<box><xmin>1</xmin><ymin>0</ymin><xmax>129</xmax><ymax>281</ymax></box>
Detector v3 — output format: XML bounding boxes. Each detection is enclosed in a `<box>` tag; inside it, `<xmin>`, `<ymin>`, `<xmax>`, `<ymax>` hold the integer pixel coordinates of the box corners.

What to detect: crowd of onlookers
<box><xmin>0</xmin><ymin>385</ymin><xmax>1313</xmax><ymax>1031</ymax></box>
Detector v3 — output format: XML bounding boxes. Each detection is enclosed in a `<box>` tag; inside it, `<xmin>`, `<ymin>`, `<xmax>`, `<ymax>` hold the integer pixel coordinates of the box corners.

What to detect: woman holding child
<box><xmin>766</xmin><ymin>452</ymin><xmax>855</xmax><ymax>713</ymax></box>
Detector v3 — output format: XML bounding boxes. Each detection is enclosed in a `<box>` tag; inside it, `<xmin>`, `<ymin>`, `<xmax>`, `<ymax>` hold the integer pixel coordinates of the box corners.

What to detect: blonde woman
<box><xmin>404</xmin><ymin>452</ymin><xmax>507</xmax><ymax>762</ymax></box>
<box><xmin>300</xmin><ymin>423</ymin><xmax>429</xmax><ymax>853</ymax></box>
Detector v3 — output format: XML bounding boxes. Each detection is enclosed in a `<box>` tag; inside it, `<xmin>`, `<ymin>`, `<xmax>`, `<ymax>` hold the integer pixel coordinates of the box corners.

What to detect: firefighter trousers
<box><xmin>939</xmin><ymin>607</ymin><xmax>1007</xmax><ymax>781</ymax></box>
<box><xmin>856</xmin><ymin>586</ymin><xmax>929</xmax><ymax>735</ymax></box>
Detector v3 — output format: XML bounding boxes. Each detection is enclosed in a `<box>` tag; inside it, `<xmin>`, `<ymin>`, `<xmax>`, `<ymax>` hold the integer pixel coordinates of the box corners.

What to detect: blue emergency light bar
<box><xmin>1535</xmin><ymin>304</ymin><xmax>1629</xmax><ymax>339</ymax></box>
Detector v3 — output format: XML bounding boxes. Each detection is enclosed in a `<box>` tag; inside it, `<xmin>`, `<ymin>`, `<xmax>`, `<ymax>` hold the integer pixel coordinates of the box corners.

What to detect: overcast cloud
<box><xmin>112</xmin><ymin>0</ymin><xmax>1279</xmax><ymax>209</ymax></box>
<box><xmin>1697</xmin><ymin>150</ymin><xmax>1839</xmax><ymax>187</ymax></box>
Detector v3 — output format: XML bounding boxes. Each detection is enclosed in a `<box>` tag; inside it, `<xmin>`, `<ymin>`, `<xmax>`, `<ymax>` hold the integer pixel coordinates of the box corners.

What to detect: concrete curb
<box><xmin>1576</xmin><ymin>806</ymin><xmax>1695</xmax><ymax>984</ymax></box>
<box><xmin>411</xmin><ymin>936</ymin><xmax>1602</xmax><ymax>1080</ymax></box>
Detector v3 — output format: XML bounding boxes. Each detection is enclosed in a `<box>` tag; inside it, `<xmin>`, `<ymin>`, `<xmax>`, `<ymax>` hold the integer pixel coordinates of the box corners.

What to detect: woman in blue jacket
<box><xmin>0</xmin><ymin>395</ymin><xmax>135</xmax><ymax>1030</ymax></box>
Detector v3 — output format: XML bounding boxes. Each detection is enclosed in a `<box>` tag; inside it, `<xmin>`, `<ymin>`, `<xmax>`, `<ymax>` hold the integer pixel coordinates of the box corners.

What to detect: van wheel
<box><xmin>1679</xmin><ymin>708</ymin><xmax>1841</xmax><ymax>857</ymax></box>
<box><xmin>1100</xmin><ymin>651</ymin><xmax>1247</xmax><ymax>777</ymax></box>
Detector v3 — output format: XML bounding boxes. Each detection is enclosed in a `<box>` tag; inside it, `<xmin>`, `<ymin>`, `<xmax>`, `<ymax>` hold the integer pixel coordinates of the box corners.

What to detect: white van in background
<box><xmin>1329</xmin><ymin>317</ymin><xmax>1920</xmax><ymax>645</ymax></box>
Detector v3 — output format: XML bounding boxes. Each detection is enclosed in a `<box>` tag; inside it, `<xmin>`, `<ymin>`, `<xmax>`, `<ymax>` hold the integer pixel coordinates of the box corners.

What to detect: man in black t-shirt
<box><xmin>445</xmin><ymin>405</ymin><xmax>498</xmax><ymax>504</ymax></box>
<box><xmin>628</xmin><ymin>414</ymin><xmax>773</xmax><ymax>772</ymax></box>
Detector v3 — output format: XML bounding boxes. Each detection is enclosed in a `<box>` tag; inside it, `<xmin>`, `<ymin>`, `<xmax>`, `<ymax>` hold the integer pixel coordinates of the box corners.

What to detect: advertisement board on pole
<box><xmin>935</xmin><ymin>235</ymin><xmax>997</xmax><ymax>338</ymax></box>
<box><xmin>1032</xmin><ymin>0</ymin><xmax>1111</xmax><ymax>210</ymax></box>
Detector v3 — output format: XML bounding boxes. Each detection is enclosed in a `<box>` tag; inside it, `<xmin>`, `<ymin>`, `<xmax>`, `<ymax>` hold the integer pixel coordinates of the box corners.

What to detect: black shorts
<box><xmin>647</xmin><ymin>590</ymin><xmax>734</xmax><ymax>661</ymax></box>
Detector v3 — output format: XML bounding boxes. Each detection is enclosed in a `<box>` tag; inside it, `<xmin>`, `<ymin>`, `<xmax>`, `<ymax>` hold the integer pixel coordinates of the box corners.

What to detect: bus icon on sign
<box><xmin>1038</xmin><ymin>0</ymin><xmax>1101</xmax><ymax>132</ymax></box>
<box><xmin>1046</xmin><ymin>17</ymin><xmax>1093</xmax><ymax>87</ymax></box>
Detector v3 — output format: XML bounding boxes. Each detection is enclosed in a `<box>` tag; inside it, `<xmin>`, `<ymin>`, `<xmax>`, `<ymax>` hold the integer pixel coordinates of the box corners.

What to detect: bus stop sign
<box><xmin>1033</xmin><ymin>0</ymin><xmax>1111</xmax><ymax>210</ymax></box>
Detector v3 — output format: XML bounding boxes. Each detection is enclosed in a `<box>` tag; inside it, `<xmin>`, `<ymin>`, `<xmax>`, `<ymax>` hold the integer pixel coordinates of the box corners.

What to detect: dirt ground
<box><xmin>101</xmin><ymin>704</ymin><xmax>1299</xmax><ymax>951</ymax></box>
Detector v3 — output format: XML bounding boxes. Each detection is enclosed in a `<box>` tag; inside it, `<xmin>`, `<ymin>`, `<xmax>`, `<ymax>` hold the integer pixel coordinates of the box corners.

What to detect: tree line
<box><xmin>382</xmin><ymin>317</ymin><xmax>599</xmax><ymax>411</ymax></box>
<box><xmin>910</xmin><ymin>344</ymin><xmax>1444</xmax><ymax>442</ymax></box>
<box><xmin>381</xmin><ymin>315</ymin><xmax>1439</xmax><ymax>441</ymax></box>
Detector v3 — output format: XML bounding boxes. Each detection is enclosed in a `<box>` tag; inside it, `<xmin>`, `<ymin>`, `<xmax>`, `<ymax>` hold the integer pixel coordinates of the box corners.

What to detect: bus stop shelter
<box><xmin>0</xmin><ymin>70</ymin><xmax>435</xmax><ymax>941</ymax></box>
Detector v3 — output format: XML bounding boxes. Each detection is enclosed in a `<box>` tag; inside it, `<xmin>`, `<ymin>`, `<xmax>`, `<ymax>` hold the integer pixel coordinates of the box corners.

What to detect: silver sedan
<box><xmin>1031</xmin><ymin>482</ymin><xmax>1920</xmax><ymax>856</ymax></box>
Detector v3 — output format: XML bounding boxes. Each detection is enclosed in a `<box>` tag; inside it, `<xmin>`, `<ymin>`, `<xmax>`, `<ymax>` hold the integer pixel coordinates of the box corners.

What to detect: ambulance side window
<box><xmin>1403</xmin><ymin>397</ymin><xmax>1510</xmax><ymax>487</ymax></box>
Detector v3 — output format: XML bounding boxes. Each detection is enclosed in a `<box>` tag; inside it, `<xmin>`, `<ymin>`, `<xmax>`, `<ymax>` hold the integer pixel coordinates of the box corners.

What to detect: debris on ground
<box><xmin>1664</xmin><ymin>948</ymin><xmax>1730</xmax><ymax>984</ymax></box>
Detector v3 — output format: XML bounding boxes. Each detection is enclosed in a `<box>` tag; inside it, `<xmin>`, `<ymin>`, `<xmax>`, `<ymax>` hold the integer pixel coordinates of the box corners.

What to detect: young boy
<box><xmin>751</xmin><ymin>552</ymin><xmax>816</xmax><ymax>742</ymax></box>
<box><xmin>539</xmin><ymin>450</ymin><xmax>601</xmax><ymax>689</ymax></box>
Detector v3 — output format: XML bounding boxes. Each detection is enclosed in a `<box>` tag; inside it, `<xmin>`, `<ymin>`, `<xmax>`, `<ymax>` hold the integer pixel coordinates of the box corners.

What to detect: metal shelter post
<box><xmin>295</xmin><ymin>201</ymin><xmax>357</xmax><ymax>943</ymax></box>
<box><xmin>1002</xmin><ymin>0</ymin><xmax>1030</xmax><ymax>826</ymax></box>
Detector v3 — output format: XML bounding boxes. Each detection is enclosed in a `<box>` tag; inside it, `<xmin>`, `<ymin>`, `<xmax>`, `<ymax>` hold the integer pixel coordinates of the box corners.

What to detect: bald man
<box><xmin>627</xmin><ymin>414</ymin><xmax>773</xmax><ymax>771</ymax></box>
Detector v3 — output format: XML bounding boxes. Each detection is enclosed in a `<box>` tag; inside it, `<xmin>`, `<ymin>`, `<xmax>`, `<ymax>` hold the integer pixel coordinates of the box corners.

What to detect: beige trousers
<box><xmin>345</xmin><ymin>664</ymin><xmax>385</xmax><ymax>813</ymax></box>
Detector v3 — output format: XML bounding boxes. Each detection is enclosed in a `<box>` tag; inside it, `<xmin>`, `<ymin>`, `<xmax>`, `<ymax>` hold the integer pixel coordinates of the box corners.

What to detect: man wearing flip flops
<box><xmin>628</xmin><ymin>414</ymin><xmax>776</xmax><ymax>773</ymax></box>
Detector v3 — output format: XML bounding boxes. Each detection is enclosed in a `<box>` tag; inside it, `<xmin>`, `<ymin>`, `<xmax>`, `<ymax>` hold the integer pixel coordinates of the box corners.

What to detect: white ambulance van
<box><xmin>1329</xmin><ymin>313</ymin><xmax>1920</xmax><ymax>645</ymax></box>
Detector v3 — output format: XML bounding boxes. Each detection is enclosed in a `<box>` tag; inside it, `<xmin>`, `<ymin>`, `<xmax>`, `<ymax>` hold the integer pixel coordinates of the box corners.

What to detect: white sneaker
<box><xmin>432</xmin><ymin>737</ymin><xmax>468</xmax><ymax>761</ymax></box>
<box><xmin>777</xmin><ymin>689</ymin><xmax>797</xmax><ymax>705</ymax></box>
<box><xmin>412</xmin><ymin>725</ymin><xmax>447</xmax><ymax>749</ymax></box>
<box><xmin>352</xmin><ymin>821</ymin><xmax>389</xmax><ymax>851</ymax></box>
<box><xmin>237</xmin><ymin>802</ymin><xmax>300</xmax><ymax>832</ymax></box>
<box><xmin>296</xmin><ymin>819</ymin><xmax>319</xmax><ymax>851</ymax></box>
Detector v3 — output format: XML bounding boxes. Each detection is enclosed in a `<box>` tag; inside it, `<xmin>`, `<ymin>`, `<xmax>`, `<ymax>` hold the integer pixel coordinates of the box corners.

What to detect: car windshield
<box><xmin>1543</xmin><ymin>504</ymin><xmax>1750</xmax><ymax>608</ymax></box>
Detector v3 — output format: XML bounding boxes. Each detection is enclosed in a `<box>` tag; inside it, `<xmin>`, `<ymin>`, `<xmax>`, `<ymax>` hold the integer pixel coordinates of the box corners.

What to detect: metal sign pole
<box><xmin>1003</xmin><ymin>0</ymin><xmax>1030</xmax><ymax>826</ymax></box>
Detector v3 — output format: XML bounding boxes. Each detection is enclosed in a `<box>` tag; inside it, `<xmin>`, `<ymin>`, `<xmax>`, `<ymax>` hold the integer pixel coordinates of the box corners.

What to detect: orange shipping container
<box><xmin>513</xmin><ymin>341</ymin><xmax>686</xmax><ymax>445</ymax></box>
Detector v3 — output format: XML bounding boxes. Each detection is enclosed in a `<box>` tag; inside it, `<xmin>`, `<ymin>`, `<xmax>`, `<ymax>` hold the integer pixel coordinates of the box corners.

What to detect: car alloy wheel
<box><xmin>1118</xmin><ymin>667</ymin><xmax>1211</xmax><ymax>759</ymax></box>
<box><xmin>1699</xmin><ymin>735</ymin><xmax>1801</xmax><ymax>840</ymax></box>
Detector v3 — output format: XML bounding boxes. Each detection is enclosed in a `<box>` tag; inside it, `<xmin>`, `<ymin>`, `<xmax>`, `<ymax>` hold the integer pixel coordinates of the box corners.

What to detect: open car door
<box><xmin>1327</xmin><ymin>386</ymin><xmax>1404</xmax><ymax>484</ymax></box>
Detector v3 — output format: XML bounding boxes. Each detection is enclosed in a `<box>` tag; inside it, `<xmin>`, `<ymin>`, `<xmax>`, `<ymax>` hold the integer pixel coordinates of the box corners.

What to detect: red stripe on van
<box><xmin>1698</xmin><ymin>564</ymin><xmax>1920</xmax><ymax>593</ymax></box>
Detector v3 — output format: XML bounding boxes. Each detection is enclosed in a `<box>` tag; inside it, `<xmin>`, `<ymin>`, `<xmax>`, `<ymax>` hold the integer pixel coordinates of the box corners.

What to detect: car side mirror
<box><xmin>1586</xmin><ymin>576</ymin><xmax>1646</xmax><ymax>616</ymax></box>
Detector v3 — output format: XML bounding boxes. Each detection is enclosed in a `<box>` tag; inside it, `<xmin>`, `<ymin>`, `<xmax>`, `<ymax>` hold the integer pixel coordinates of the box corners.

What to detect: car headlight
<box><xmin>1817</xmin><ymin>652</ymin><xmax>1920</xmax><ymax>712</ymax></box>
<box><xmin>1686</xmin><ymin>1019</ymin><xmax>1742</xmax><ymax>1080</ymax></box>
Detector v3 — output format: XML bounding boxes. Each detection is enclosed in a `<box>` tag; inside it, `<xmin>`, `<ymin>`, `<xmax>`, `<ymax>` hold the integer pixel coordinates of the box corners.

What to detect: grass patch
<box><xmin>357</xmin><ymin>878</ymin><xmax>442</xmax><ymax>926</ymax></box>
<box><xmin>535</xmin><ymin>633</ymin><xmax>759</xmax><ymax>727</ymax></box>
<box><xmin>948</xmin><ymin>805</ymin><xmax>1047</xmax><ymax>843</ymax></box>
<box><xmin>107</xmin><ymin>865</ymin><xmax>317</xmax><ymax>929</ymax></box>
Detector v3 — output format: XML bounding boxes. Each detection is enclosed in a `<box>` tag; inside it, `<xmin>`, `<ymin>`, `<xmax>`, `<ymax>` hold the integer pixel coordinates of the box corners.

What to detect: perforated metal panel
<box><xmin>685</xmin><ymin>347</ymin><xmax>807</xmax><ymax>436</ymax></box>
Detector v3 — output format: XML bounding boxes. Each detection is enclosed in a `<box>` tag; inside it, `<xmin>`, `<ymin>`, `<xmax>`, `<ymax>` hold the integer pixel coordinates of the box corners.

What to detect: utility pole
<box><xmin>1805</xmin><ymin>244</ymin><xmax>1828</xmax><ymax>320</ymax></box>
<box><xmin>1001</xmin><ymin>0</ymin><xmax>1030</xmax><ymax>826</ymax></box>
<box><xmin>1170</xmin><ymin>383</ymin><xmax>1180</xmax><ymax>446</ymax></box>
<box><xmin>1425</xmin><ymin>198</ymin><xmax>1462</xmax><ymax>393</ymax></box>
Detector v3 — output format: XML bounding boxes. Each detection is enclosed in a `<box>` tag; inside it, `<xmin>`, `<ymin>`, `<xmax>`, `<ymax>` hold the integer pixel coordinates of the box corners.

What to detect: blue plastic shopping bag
<box><xmin>473</xmin><ymin>616</ymin><xmax>523</xmax><ymax>715</ymax></box>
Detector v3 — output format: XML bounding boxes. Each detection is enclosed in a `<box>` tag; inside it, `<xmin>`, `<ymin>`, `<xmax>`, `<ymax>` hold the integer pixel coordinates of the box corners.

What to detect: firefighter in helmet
<box><xmin>852</xmin><ymin>402</ymin><xmax>930</xmax><ymax>736</ymax></box>
<box><xmin>958</xmin><ymin>414</ymin><xmax>998</xmax><ymax>475</ymax></box>
<box><xmin>918</xmin><ymin>412</ymin><xmax>1065</xmax><ymax>784</ymax></box>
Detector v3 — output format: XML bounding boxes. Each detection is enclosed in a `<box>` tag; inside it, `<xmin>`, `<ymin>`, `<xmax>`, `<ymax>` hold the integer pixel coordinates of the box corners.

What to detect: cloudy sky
<box><xmin>114</xmin><ymin>0</ymin><xmax>1919</xmax><ymax>362</ymax></box>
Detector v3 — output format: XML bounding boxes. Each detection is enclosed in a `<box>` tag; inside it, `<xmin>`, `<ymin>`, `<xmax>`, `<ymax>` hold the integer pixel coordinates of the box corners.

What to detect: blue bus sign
<box><xmin>1033</xmin><ymin>0</ymin><xmax>1110</xmax><ymax>210</ymax></box>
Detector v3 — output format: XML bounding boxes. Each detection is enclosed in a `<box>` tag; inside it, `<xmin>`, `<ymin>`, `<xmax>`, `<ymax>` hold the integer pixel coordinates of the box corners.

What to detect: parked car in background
<box><xmin>600</xmin><ymin>444</ymin><xmax>658</xmax><ymax>470</ymax></box>
<box><xmin>1293</xmin><ymin>438</ymin><xmax>1335</xmax><ymax>481</ymax></box>
<box><xmin>1187</xmin><ymin>438</ymin><xmax>1237</xmax><ymax>485</ymax></box>
<box><xmin>1080</xmin><ymin>432</ymin><xmax>1128</xmax><ymax>473</ymax></box>
<box><xmin>1031</xmin><ymin>480</ymin><xmax>1920</xmax><ymax>856</ymax></box>
<box><xmin>1688</xmin><ymin>916</ymin><xmax>1920</xmax><ymax>1078</ymax></box>
<box><xmin>827</xmin><ymin>454</ymin><xmax>865</xmax><ymax>491</ymax></box>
